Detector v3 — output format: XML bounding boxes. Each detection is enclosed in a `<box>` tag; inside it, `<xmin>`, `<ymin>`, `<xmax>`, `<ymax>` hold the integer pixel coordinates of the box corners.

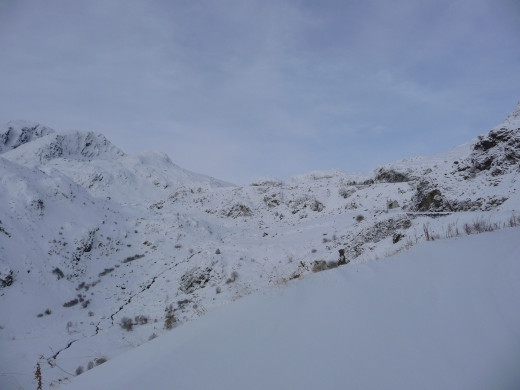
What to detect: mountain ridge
<box><xmin>1</xmin><ymin>102</ymin><xmax>519</xmax><ymax>389</ymax></box>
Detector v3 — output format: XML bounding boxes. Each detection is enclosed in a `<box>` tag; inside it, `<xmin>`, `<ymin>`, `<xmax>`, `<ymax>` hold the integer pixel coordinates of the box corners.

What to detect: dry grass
<box><xmin>423</xmin><ymin>212</ymin><xmax>520</xmax><ymax>243</ymax></box>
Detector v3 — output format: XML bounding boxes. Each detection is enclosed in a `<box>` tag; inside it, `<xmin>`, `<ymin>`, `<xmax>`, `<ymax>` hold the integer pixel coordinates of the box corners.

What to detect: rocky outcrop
<box><xmin>0</xmin><ymin>121</ymin><xmax>54</xmax><ymax>153</ymax></box>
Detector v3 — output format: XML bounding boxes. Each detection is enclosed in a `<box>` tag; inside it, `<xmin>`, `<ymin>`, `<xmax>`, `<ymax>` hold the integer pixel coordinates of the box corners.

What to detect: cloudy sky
<box><xmin>1</xmin><ymin>0</ymin><xmax>519</xmax><ymax>184</ymax></box>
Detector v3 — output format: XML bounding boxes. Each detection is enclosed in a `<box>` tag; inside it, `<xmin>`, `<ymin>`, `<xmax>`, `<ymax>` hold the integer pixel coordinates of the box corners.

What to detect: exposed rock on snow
<box><xmin>0</xmin><ymin>121</ymin><xmax>55</xmax><ymax>153</ymax></box>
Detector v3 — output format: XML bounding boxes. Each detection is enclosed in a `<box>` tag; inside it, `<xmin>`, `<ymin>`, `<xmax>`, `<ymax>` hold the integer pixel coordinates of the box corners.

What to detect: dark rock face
<box><xmin>39</xmin><ymin>137</ymin><xmax>65</xmax><ymax>160</ymax></box>
<box><xmin>0</xmin><ymin>123</ymin><xmax>55</xmax><ymax>153</ymax></box>
<box><xmin>374</xmin><ymin>168</ymin><xmax>410</xmax><ymax>183</ymax></box>
<box><xmin>179</xmin><ymin>267</ymin><xmax>212</xmax><ymax>294</ymax></box>
<box><xmin>473</xmin><ymin>128</ymin><xmax>511</xmax><ymax>152</ymax></box>
<box><xmin>469</xmin><ymin>126</ymin><xmax>520</xmax><ymax>175</ymax></box>
<box><xmin>412</xmin><ymin>181</ymin><xmax>448</xmax><ymax>212</ymax></box>
<box><xmin>225</xmin><ymin>204</ymin><xmax>253</xmax><ymax>218</ymax></box>
<box><xmin>0</xmin><ymin>270</ymin><xmax>14</xmax><ymax>288</ymax></box>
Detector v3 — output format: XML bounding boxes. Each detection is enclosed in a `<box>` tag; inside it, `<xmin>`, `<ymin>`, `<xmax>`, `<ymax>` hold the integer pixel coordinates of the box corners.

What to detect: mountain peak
<box><xmin>0</xmin><ymin>121</ymin><xmax>55</xmax><ymax>154</ymax></box>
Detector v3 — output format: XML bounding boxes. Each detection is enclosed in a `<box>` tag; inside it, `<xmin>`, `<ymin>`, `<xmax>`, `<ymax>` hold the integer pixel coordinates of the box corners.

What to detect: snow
<box><xmin>505</xmin><ymin>100</ymin><xmax>520</xmax><ymax>125</ymax></box>
<box><xmin>0</xmin><ymin>103</ymin><xmax>519</xmax><ymax>389</ymax></box>
<box><xmin>1</xmin><ymin>124</ymin><xmax>231</xmax><ymax>203</ymax></box>
<box><xmin>0</xmin><ymin>121</ymin><xmax>55</xmax><ymax>153</ymax></box>
<box><xmin>63</xmin><ymin>228</ymin><xmax>520</xmax><ymax>390</ymax></box>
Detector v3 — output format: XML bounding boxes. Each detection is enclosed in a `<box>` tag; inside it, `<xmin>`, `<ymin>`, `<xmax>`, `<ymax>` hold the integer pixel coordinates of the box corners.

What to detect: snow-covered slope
<box><xmin>63</xmin><ymin>228</ymin><xmax>520</xmax><ymax>390</ymax></box>
<box><xmin>0</xmin><ymin>102</ymin><xmax>519</xmax><ymax>389</ymax></box>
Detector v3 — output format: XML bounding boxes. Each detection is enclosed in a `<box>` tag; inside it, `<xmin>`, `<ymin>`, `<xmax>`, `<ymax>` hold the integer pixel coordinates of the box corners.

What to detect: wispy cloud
<box><xmin>1</xmin><ymin>0</ymin><xmax>519</xmax><ymax>183</ymax></box>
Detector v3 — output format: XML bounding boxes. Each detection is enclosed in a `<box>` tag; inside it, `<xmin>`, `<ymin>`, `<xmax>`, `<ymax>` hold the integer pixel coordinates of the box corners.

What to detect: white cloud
<box><xmin>0</xmin><ymin>0</ymin><xmax>519</xmax><ymax>184</ymax></box>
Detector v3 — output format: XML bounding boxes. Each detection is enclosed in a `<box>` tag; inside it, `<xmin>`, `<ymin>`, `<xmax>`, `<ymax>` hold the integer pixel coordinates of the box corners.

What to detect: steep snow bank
<box><xmin>64</xmin><ymin>228</ymin><xmax>520</xmax><ymax>390</ymax></box>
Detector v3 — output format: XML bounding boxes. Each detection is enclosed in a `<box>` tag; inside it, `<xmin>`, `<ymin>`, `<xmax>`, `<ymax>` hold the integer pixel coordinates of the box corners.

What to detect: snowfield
<box><xmin>64</xmin><ymin>228</ymin><xmax>520</xmax><ymax>390</ymax></box>
<box><xmin>1</xmin><ymin>102</ymin><xmax>519</xmax><ymax>389</ymax></box>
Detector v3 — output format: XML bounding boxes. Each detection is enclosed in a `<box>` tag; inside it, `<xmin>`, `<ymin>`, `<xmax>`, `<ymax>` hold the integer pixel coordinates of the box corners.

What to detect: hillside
<box><xmin>63</xmin><ymin>227</ymin><xmax>520</xmax><ymax>390</ymax></box>
<box><xmin>0</xmin><ymin>102</ymin><xmax>519</xmax><ymax>389</ymax></box>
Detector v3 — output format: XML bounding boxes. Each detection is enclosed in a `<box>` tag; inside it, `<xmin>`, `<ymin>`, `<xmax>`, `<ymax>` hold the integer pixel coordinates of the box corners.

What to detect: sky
<box><xmin>0</xmin><ymin>0</ymin><xmax>519</xmax><ymax>184</ymax></box>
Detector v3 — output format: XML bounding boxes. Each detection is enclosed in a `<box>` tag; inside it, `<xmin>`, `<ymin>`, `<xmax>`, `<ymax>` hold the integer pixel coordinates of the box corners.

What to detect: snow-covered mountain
<box><xmin>1</xmin><ymin>103</ymin><xmax>519</xmax><ymax>390</ymax></box>
<box><xmin>0</xmin><ymin>121</ymin><xmax>55</xmax><ymax>154</ymax></box>
<box><xmin>1</xmin><ymin>121</ymin><xmax>231</xmax><ymax>204</ymax></box>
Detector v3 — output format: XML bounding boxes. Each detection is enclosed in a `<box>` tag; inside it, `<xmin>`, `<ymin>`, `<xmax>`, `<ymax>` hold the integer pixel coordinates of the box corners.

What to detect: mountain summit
<box><xmin>0</xmin><ymin>121</ymin><xmax>55</xmax><ymax>153</ymax></box>
<box><xmin>0</xmin><ymin>123</ymin><xmax>231</xmax><ymax>203</ymax></box>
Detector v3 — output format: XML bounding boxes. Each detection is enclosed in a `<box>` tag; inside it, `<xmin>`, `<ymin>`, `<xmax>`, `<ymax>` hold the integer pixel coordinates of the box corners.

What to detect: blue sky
<box><xmin>1</xmin><ymin>0</ymin><xmax>519</xmax><ymax>184</ymax></box>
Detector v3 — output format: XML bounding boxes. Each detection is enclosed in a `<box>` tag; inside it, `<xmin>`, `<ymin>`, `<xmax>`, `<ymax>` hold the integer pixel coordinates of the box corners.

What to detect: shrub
<box><xmin>52</xmin><ymin>267</ymin><xmax>65</xmax><ymax>280</ymax></box>
<box><xmin>423</xmin><ymin>224</ymin><xmax>434</xmax><ymax>241</ymax></box>
<box><xmin>392</xmin><ymin>233</ymin><xmax>404</xmax><ymax>244</ymax></box>
<box><xmin>177</xmin><ymin>299</ymin><xmax>191</xmax><ymax>310</ymax></box>
<box><xmin>98</xmin><ymin>267</ymin><xmax>114</xmax><ymax>277</ymax></box>
<box><xmin>134</xmin><ymin>315</ymin><xmax>148</xmax><ymax>325</ymax></box>
<box><xmin>35</xmin><ymin>363</ymin><xmax>42</xmax><ymax>390</ymax></box>
<box><xmin>462</xmin><ymin>218</ymin><xmax>500</xmax><ymax>235</ymax></box>
<box><xmin>66</xmin><ymin>321</ymin><xmax>76</xmax><ymax>334</ymax></box>
<box><xmin>226</xmin><ymin>271</ymin><xmax>239</xmax><ymax>284</ymax></box>
<box><xmin>179</xmin><ymin>267</ymin><xmax>212</xmax><ymax>293</ymax></box>
<box><xmin>355</xmin><ymin>214</ymin><xmax>364</xmax><ymax>222</ymax></box>
<box><xmin>31</xmin><ymin>199</ymin><xmax>45</xmax><ymax>215</ymax></box>
<box><xmin>123</xmin><ymin>254</ymin><xmax>144</xmax><ymax>263</ymax></box>
<box><xmin>310</xmin><ymin>200</ymin><xmax>325</xmax><ymax>212</ymax></box>
<box><xmin>120</xmin><ymin>317</ymin><xmax>133</xmax><ymax>331</ymax></box>
<box><xmin>311</xmin><ymin>260</ymin><xmax>328</xmax><ymax>273</ymax></box>
<box><xmin>338</xmin><ymin>249</ymin><xmax>348</xmax><ymax>265</ymax></box>
<box><xmin>444</xmin><ymin>222</ymin><xmax>461</xmax><ymax>239</ymax></box>
<box><xmin>509</xmin><ymin>214</ymin><xmax>518</xmax><ymax>227</ymax></box>
<box><xmin>338</xmin><ymin>187</ymin><xmax>356</xmax><ymax>199</ymax></box>
<box><xmin>94</xmin><ymin>357</ymin><xmax>107</xmax><ymax>366</ymax></box>
<box><xmin>263</xmin><ymin>195</ymin><xmax>281</xmax><ymax>208</ymax></box>
<box><xmin>63</xmin><ymin>299</ymin><xmax>79</xmax><ymax>308</ymax></box>
<box><xmin>164</xmin><ymin>305</ymin><xmax>177</xmax><ymax>330</ymax></box>
<box><xmin>250</xmin><ymin>178</ymin><xmax>282</xmax><ymax>187</ymax></box>
<box><xmin>76</xmin><ymin>366</ymin><xmax>84</xmax><ymax>375</ymax></box>
<box><xmin>225</xmin><ymin>204</ymin><xmax>253</xmax><ymax>218</ymax></box>
<box><xmin>387</xmin><ymin>200</ymin><xmax>400</xmax><ymax>210</ymax></box>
